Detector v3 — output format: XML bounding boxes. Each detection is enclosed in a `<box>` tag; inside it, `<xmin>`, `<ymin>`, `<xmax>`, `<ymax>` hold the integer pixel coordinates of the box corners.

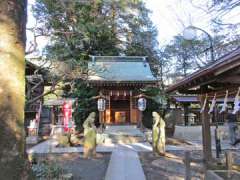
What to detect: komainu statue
<box><xmin>152</xmin><ymin>111</ymin><xmax>166</xmax><ymax>156</ymax></box>
<box><xmin>83</xmin><ymin>112</ymin><xmax>97</xmax><ymax>158</ymax></box>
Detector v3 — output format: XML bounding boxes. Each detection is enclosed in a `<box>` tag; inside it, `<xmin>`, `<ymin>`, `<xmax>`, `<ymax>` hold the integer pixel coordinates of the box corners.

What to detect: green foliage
<box><xmin>141</xmin><ymin>87</ymin><xmax>162</xmax><ymax>128</ymax></box>
<box><xmin>163</xmin><ymin>29</ymin><xmax>240</xmax><ymax>83</ymax></box>
<box><xmin>123</xmin><ymin>2</ymin><xmax>161</xmax><ymax>77</ymax></box>
<box><xmin>33</xmin><ymin>0</ymin><xmax>161</xmax><ymax>73</ymax></box>
<box><xmin>163</xmin><ymin>35</ymin><xmax>209</xmax><ymax>77</ymax></box>
<box><xmin>70</xmin><ymin>80</ymin><xmax>98</xmax><ymax>130</ymax></box>
<box><xmin>33</xmin><ymin>0</ymin><xmax>122</xmax><ymax>61</ymax></box>
<box><xmin>32</xmin><ymin>161</ymin><xmax>64</xmax><ymax>179</ymax></box>
<box><xmin>142</xmin><ymin>99</ymin><xmax>160</xmax><ymax>129</ymax></box>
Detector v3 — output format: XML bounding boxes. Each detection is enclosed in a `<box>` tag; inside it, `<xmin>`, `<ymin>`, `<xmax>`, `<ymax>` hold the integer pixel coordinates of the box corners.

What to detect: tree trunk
<box><xmin>0</xmin><ymin>0</ymin><xmax>27</xmax><ymax>179</ymax></box>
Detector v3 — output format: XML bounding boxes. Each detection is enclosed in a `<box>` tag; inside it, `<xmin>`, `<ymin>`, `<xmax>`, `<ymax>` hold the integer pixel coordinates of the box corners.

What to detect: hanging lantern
<box><xmin>98</xmin><ymin>98</ymin><xmax>106</xmax><ymax>112</ymax></box>
<box><xmin>138</xmin><ymin>97</ymin><xmax>147</xmax><ymax>111</ymax></box>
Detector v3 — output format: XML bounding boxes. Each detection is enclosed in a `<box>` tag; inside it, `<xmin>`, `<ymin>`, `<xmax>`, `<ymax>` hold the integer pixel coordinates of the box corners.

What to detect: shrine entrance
<box><xmin>102</xmin><ymin>89</ymin><xmax>139</xmax><ymax>125</ymax></box>
<box><xmin>110</xmin><ymin>96</ymin><xmax>130</xmax><ymax>124</ymax></box>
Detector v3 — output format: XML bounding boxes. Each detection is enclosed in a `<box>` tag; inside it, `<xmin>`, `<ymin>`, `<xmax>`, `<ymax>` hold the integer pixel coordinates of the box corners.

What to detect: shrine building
<box><xmin>87</xmin><ymin>56</ymin><xmax>158</xmax><ymax>125</ymax></box>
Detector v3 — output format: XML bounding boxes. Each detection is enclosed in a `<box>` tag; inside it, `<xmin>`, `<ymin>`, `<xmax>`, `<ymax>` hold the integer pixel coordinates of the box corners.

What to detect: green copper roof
<box><xmin>88</xmin><ymin>56</ymin><xmax>157</xmax><ymax>82</ymax></box>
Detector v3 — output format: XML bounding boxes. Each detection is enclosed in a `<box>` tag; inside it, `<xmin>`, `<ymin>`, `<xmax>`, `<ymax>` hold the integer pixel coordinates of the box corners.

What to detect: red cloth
<box><xmin>63</xmin><ymin>101</ymin><xmax>72</xmax><ymax>132</ymax></box>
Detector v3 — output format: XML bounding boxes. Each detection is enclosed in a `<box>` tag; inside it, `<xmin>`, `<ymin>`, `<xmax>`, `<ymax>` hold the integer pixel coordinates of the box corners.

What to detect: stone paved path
<box><xmin>27</xmin><ymin>139</ymin><xmax>152</xmax><ymax>154</ymax></box>
<box><xmin>27</xmin><ymin>126</ymin><xmax>152</xmax><ymax>154</ymax></box>
<box><xmin>105</xmin><ymin>145</ymin><xmax>146</xmax><ymax>180</ymax></box>
<box><xmin>27</xmin><ymin>137</ymin><xmax>240</xmax><ymax>155</ymax></box>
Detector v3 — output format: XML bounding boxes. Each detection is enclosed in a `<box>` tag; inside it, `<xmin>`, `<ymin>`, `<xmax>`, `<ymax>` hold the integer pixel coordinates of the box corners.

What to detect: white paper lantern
<box><xmin>138</xmin><ymin>98</ymin><xmax>147</xmax><ymax>111</ymax></box>
<box><xmin>98</xmin><ymin>98</ymin><xmax>106</xmax><ymax>111</ymax></box>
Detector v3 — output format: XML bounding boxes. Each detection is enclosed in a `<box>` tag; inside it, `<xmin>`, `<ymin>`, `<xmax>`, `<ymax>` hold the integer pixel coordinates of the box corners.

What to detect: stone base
<box><xmin>26</xmin><ymin>136</ymin><xmax>39</xmax><ymax>144</ymax></box>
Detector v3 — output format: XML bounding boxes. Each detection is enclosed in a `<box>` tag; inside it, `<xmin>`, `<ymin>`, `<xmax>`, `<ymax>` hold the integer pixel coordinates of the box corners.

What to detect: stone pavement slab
<box><xmin>27</xmin><ymin>138</ymin><xmax>239</xmax><ymax>155</ymax></box>
<box><xmin>27</xmin><ymin>139</ymin><xmax>58</xmax><ymax>154</ymax></box>
<box><xmin>27</xmin><ymin>139</ymin><xmax>152</xmax><ymax>154</ymax></box>
<box><xmin>105</xmin><ymin>145</ymin><xmax>146</xmax><ymax>180</ymax></box>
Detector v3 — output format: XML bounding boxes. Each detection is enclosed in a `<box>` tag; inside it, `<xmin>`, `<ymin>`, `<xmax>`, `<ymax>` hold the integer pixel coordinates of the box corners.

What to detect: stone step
<box><xmin>104</xmin><ymin>125</ymin><xmax>144</xmax><ymax>136</ymax></box>
<box><xmin>105</xmin><ymin>135</ymin><xmax>145</xmax><ymax>144</ymax></box>
<box><xmin>41</xmin><ymin>107</ymin><xmax>51</xmax><ymax>118</ymax></box>
<box><xmin>40</xmin><ymin>117</ymin><xmax>51</xmax><ymax>123</ymax></box>
<box><xmin>102</xmin><ymin>125</ymin><xmax>146</xmax><ymax>145</ymax></box>
<box><xmin>39</xmin><ymin>123</ymin><xmax>51</xmax><ymax>136</ymax></box>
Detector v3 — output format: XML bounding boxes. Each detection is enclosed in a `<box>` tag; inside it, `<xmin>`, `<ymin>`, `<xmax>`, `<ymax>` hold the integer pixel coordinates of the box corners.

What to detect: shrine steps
<box><xmin>102</xmin><ymin>125</ymin><xmax>146</xmax><ymax>145</ymax></box>
<box><xmin>38</xmin><ymin>107</ymin><xmax>51</xmax><ymax>136</ymax></box>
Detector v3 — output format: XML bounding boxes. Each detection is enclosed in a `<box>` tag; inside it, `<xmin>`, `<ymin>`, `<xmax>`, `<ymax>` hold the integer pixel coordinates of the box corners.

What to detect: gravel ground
<box><xmin>139</xmin><ymin>149</ymin><xmax>240</xmax><ymax>180</ymax></box>
<box><xmin>38</xmin><ymin>153</ymin><xmax>110</xmax><ymax>180</ymax></box>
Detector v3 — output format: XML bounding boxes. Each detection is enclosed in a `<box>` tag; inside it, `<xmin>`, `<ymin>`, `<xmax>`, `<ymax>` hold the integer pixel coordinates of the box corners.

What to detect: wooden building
<box><xmin>88</xmin><ymin>56</ymin><xmax>157</xmax><ymax>125</ymax></box>
<box><xmin>25</xmin><ymin>60</ymin><xmax>55</xmax><ymax>136</ymax></box>
<box><xmin>166</xmin><ymin>47</ymin><xmax>240</xmax><ymax>161</ymax></box>
<box><xmin>170</xmin><ymin>95</ymin><xmax>235</xmax><ymax>126</ymax></box>
<box><xmin>25</xmin><ymin>61</ymin><xmax>45</xmax><ymax>134</ymax></box>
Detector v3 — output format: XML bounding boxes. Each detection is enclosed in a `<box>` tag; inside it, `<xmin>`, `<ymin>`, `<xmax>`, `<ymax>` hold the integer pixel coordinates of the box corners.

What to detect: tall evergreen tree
<box><xmin>33</xmin><ymin>0</ymin><xmax>161</xmax><ymax>73</ymax></box>
<box><xmin>122</xmin><ymin>2</ymin><xmax>161</xmax><ymax>76</ymax></box>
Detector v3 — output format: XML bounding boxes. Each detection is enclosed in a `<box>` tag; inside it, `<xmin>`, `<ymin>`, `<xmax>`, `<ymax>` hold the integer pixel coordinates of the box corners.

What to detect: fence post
<box><xmin>184</xmin><ymin>151</ymin><xmax>191</xmax><ymax>180</ymax></box>
<box><xmin>226</xmin><ymin>151</ymin><xmax>233</xmax><ymax>178</ymax></box>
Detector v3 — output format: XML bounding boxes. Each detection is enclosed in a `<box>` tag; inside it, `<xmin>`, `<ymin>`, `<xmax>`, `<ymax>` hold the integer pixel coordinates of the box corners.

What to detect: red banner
<box><xmin>62</xmin><ymin>101</ymin><xmax>72</xmax><ymax>132</ymax></box>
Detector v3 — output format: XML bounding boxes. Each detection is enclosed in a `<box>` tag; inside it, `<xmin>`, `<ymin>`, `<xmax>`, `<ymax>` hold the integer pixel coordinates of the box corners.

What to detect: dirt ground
<box><xmin>140</xmin><ymin>149</ymin><xmax>240</xmax><ymax>180</ymax></box>
<box><xmin>38</xmin><ymin>153</ymin><xmax>110</xmax><ymax>180</ymax></box>
<box><xmin>139</xmin><ymin>151</ymin><xmax>205</xmax><ymax>180</ymax></box>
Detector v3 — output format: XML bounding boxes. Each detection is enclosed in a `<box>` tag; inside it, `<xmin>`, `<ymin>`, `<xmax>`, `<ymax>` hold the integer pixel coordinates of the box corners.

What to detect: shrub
<box><xmin>31</xmin><ymin>161</ymin><xmax>64</xmax><ymax>179</ymax></box>
<box><xmin>66</xmin><ymin>80</ymin><xmax>98</xmax><ymax>130</ymax></box>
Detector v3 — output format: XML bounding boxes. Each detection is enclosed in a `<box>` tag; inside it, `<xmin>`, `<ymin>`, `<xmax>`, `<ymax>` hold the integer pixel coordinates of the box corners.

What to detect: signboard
<box><xmin>98</xmin><ymin>98</ymin><xmax>106</xmax><ymax>111</ymax></box>
<box><xmin>138</xmin><ymin>97</ymin><xmax>147</xmax><ymax>111</ymax></box>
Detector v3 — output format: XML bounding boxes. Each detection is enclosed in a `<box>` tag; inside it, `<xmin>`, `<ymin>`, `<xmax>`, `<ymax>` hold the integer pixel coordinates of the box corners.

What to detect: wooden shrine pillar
<box><xmin>51</xmin><ymin>106</ymin><xmax>55</xmax><ymax>125</ymax></box>
<box><xmin>130</xmin><ymin>90</ymin><xmax>133</xmax><ymax>122</ymax></box>
<box><xmin>199</xmin><ymin>93</ymin><xmax>212</xmax><ymax>162</ymax></box>
<box><xmin>136</xmin><ymin>107</ymin><xmax>143</xmax><ymax>128</ymax></box>
<box><xmin>98</xmin><ymin>90</ymin><xmax>104</xmax><ymax>127</ymax></box>
<box><xmin>183</xmin><ymin>103</ymin><xmax>189</xmax><ymax>126</ymax></box>
<box><xmin>99</xmin><ymin>111</ymin><xmax>103</xmax><ymax>125</ymax></box>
